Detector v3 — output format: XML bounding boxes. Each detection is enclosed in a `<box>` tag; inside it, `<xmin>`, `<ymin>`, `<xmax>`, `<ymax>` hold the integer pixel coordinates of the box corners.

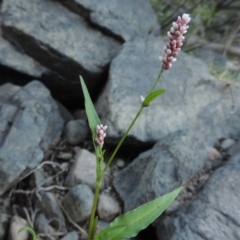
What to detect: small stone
<box><xmin>207</xmin><ymin>147</ymin><xmax>222</xmax><ymax>160</ymax></box>
<box><xmin>97</xmin><ymin>193</ymin><xmax>120</xmax><ymax>221</ymax></box>
<box><xmin>73</xmin><ymin>109</ymin><xmax>87</xmax><ymax>120</ymax></box>
<box><xmin>116</xmin><ymin>159</ymin><xmax>125</xmax><ymax>168</ymax></box>
<box><xmin>57</xmin><ymin>101</ymin><xmax>74</xmax><ymax>123</ymax></box>
<box><xmin>65</xmin><ymin>149</ymin><xmax>107</xmax><ymax>190</ymax></box>
<box><xmin>63</xmin><ymin>184</ymin><xmax>94</xmax><ymax>222</ymax></box>
<box><xmin>64</xmin><ymin>119</ymin><xmax>88</xmax><ymax>145</ymax></box>
<box><xmin>57</xmin><ymin>152</ymin><xmax>73</xmax><ymax>160</ymax></box>
<box><xmin>34</xmin><ymin>213</ymin><xmax>56</xmax><ymax>237</ymax></box>
<box><xmin>221</xmin><ymin>138</ymin><xmax>235</xmax><ymax>150</ymax></box>
<box><xmin>60</xmin><ymin>231</ymin><xmax>78</xmax><ymax>240</ymax></box>
<box><xmin>8</xmin><ymin>215</ymin><xmax>28</xmax><ymax>240</ymax></box>
<box><xmin>37</xmin><ymin>192</ymin><xmax>67</xmax><ymax>233</ymax></box>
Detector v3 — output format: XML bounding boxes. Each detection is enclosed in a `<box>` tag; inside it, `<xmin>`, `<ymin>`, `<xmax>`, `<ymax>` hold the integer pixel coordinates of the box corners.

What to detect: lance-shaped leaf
<box><xmin>80</xmin><ymin>76</ymin><xmax>101</xmax><ymax>138</ymax></box>
<box><xmin>18</xmin><ymin>226</ymin><xmax>39</xmax><ymax>240</ymax></box>
<box><xmin>94</xmin><ymin>225</ymin><xmax>126</xmax><ymax>240</ymax></box>
<box><xmin>98</xmin><ymin>187</ymin><xmax>182</xmax><ymax>240</ymax></box>
<box><xmin>143</xmin><ymin>89</ymin><xmax>165</xmax><ymax>107</ymax></box>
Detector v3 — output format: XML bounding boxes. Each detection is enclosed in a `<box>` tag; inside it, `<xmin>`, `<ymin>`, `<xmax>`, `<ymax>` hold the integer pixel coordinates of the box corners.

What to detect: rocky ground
<box><xmin>0</xmin><ymin>0</ymin><xmax>240</xmax><ymax>240</ymax></box>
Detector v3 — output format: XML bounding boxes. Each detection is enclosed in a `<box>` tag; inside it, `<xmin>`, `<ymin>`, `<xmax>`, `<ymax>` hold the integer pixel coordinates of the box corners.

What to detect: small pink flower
<box><xmin>159</xmin><ymin>13</ymin><xmax>191</xmax><ymax>70</ymax></box>
<box><xmin>95</xmin><ymin>124</ymin><xmax>107</xmax><ymax>148</ymax></box>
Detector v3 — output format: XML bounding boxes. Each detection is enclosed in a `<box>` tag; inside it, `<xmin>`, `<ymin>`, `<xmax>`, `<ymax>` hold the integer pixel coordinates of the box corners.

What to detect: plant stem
<box><xmin>103</xmin><ymin>106</ymin><xmax>144</xmax><ymax>174</ymax></box>
<box><xmin>88</xmin><ymin>179</ymin><xmax>102</xmax><ymax>240</ymax></box>
<box><xmin>149</xmin><ymin>67</ymin><xmax>164</xmax><ymax>94</ymax></box>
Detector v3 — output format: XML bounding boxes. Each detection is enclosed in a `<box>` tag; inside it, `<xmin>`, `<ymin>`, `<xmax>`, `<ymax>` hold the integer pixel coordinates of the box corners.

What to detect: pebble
<box><xmin>64</xmin><ymin>119</ymin><xmax>88</xmax><ymax>145</ymax></box>
<box><xmin>97</xmin><ymin>193</ymin><xmax>120</xmax><ymax>221</ymax></box>
<box><xmin>207</xmin><ymin>147</ymin><xmax>222</xmax><ymax>160</ymax></box>
<box><xmin>221</xmin><ymin>138</ymin><xmax>235</xmax><ymax>150</ymax></box>
<box><xmin>57</xmin><ymin>152</ymin><xmax>73</xmax><ymax>160</ymax></box>
<box><xmin>116</xmin><ymin>159</ymin><xmax>125</xmax><ymax>168</ymax></box>
<box><xmin>60</xmin><ymin>231</ymin><xmax>78</xmax><ymax>240</ymax></box>
<box><xmin>8</xmin><ymin>215</ymin><xmax>28</xmax><ymax>240</ymax></box>
<box><xmin>63</xmin><ymin>184</ymin><xmax>94</xmax><ymax>222</ymax></box>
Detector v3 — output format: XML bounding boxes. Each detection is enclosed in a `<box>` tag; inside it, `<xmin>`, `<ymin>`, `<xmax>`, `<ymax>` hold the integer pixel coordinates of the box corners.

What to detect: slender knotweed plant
<box><xmin>19</xmin><ymin>13</ymin><xmax>191</xmax><ymax>240</ymax></box>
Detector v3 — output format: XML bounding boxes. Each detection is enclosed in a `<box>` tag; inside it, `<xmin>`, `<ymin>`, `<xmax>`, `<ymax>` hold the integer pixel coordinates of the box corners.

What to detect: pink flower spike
<box><xmin>159</xmin><ymin>13</ymin><xmax>190</xmax><ymax>70</ymax></box>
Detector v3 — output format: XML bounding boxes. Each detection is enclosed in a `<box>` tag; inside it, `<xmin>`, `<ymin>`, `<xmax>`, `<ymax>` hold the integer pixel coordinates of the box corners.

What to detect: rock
<box><xmin>0</xmin><ymin>81</ymin><xmax>64</xmax><ymax>195</ymax></box>
<box><xmin>221</xmin><ymin>138</ymin><xmax>235</xmax><ymax>150</ymax></box>
<box><xmin>8</xmin><ymin>215</ymin><xmax>28</xmax><ymax>240</ymax></box>
<box><xmin>64</xmin><ymin>120</ymin><xmax>89</xmax><ymax>145</ymax></box>
<box><xmin>113</xmin><ymin>130</ymin><xmax>208</xmax><ymax>212</ymax></box>
<box><xmin>65</xmin><ymin>149</ymin><xmax>107</xmax><ymax>190</ymax></box>
<box><xmin>56</xmin><ymin>152</ymin><xmax>73</xmax><ymax>160</ymax></box>
<box><xmin>34</xmin><ymin>213</ymin><xmax>57</xmax><ymax>240</ymax></box>
<box><xmin>97</xmin><ymin>193</ymin><xmax>120</xmax><ymax>221</ymax></box>
<box><xmin>0</xmin><ymin>82</ymin><xmax>20</xmax><ymax>101</ymax></box>
<box><xmin>207</xmin><ymin>146</ymin><xmax>222</xmax><ymax>161</ymax></box>
<box><xmin>116</xmin><ymin>159</ymin><xmax>125</xmax><ymax>168</ymax></box>
<box><xmin>229</xmin><ymin>140</ymin><xmax>240</xmax><ymax>157</ymax></box>
<box><xmin>0</xmin><ymin>214</ymin><xmax>9</xmax><ymax>240</ymax></box>
<box><xmin>62</xmin><ymin>184</ymin><xmax>93</xmax><ymax>222</ymax></box>
<box><xmin>1</xmin><ymin>0</ymin><xmax>121</xmax><ymax>103</ymax></box>
<box><xmin>38</xmin><ymin>192</ymin><xmax>67</xmax><ymax>233</ymax></box>
<box><xmin>60</xmin><ymin>231</ymin><xmax>78</xmax><ymax>240</ymax></box>
<box><xmin>0</xmin><ymin>29</ymin><xmax>48</xmax><ymax>78</ymax></box>
<box><xmin>59</xmin><ymin>0</ymin><xmax>160</xmax><ymax>41</ymax></box>
<box><xmin>57</xmin><ymin>101</ymin><xmax>74</xmax><ymax>123</ymax></box>
<box><xmin>96</xmin><ymin>36</ymin><xmax>240</xmax><ymax>145</ymax></box>
<box><xmin>73</xmin><ymin>109</ymin><xmax>87</xmax><ymax>120</ymax></box>
<box><xmin>156</xmin><ymin>151</ymin><xmax>240</xmax><ymax>240</ymax></box>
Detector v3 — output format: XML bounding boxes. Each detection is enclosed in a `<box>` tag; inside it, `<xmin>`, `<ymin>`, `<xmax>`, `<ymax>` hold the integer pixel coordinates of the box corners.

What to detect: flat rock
<box><xmin>0</xmin><ymin>29</ymin><xmax>47</xmax><ymax>78</ymax></box>
<box><xmin>1</xmin><ymin>0</ymin><xmax>121</xmax><ymax>101</ymax></box>
<box><xmin>0</xmin><ymin>81</ymin><xmax>64</xmax><ymax>195</ymax></box>
<box><xmin>156</xmin><ymin>152</ymin><xmax>240</xmax><ymax>240</ymax></box>
<box><xmin>113</xmin><ymin>130</ymin><xmax>208</xmax><ymax>212</ymax></box>
<box><xmin>59</xmin><ymin>0</ymin><xmax>160</xmax><ymax>41</ymax></box>
<box><xmin>96</xmin><ymin>36</ymin><xmax>240</xmax><ymax>145</ymax></box>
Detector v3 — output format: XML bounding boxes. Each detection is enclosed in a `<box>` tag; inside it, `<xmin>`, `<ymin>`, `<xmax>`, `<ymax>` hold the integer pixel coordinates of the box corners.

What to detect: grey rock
<box><xmin>73</xmin><ymin>109</ymin><xmax>87</xmax><ymax>120</ymax></box>
<box><xmin>1</xmin><ymin>0</ymin><xmax>121</xmax><ymax>94</ymax></box>
<box><xmin>229</xmin><ymin>140</ymin><xmax>240</xmax><ymax>157</ymax></box>
<box><xmin>59</xmin><ymin>0</ymin><xmax>160</xmax><ymax>41</ymax></box>
<box><xmin>62</xmin><ymin>184</ymin><xmax>93</xmax><ymax>222</ymax></box>
<box><xmin>64</xmin><ymin>119</ymin><xmax>88</xmax><ymax>145</ymax></box>
<box><xmin>96</xmin><ymin>36</ymin><xmax>240</xmax><ymax>145</ymax></box>
<box><xmin>156</xmin><ymin>151</ymin><xmax>240</xmax><ymax>240</ymax></box>
<box><xmin>113</xmin><ymin>130</ymin><xmax>207</xmax><ymax>212</ymax></box>
<box><xmin>0</xmin><ymin>81</ymin><xmax>64</xmax><ymax>195</ymax></box>
<box><xmin>0</xmin><ymin>82</ymin><xmax>20</xmax><ymax>101</ymax></box>
<box><xmin>38</xmin><ymin>192</ymin><xmax>67</xmax><ymax>233</ymax></box>
<box><xmin>0</xmin><ymin>214</ymin><xmax>9</xmax><ymax>240</ymax></box>
<box><xmin>0</xmin><ymin>29</ymin><xmax>48</xmax><ymax>78</ymax></box>
<box><xmin>221</xmin><ymin>138</ymin><xmax>235</xmax><ymax>150</ymax></box>
<box><xmin>97</xmin><ymin>193</ymin><xmax>120</xmax><ymax>221</ymax></box>
<box><xmin>65</xmin><ymin>149</ymin><xmax>106</xmax><ymax>190</ymax></box>
<box><xmin>60</xmin><ymin>231</ymin><xmax>78</xmax><ymax>240</ymax></box>
<box><xmin>34</xmin><ymin>213</ymin><xmax>57</xmax><ymax>240</ymax></box>
<box><xmin>8</xmin><ymin>215</ymin><xmax>28</xmax><ymax>240</ymax></box>
<box><xmin>116</xmin><ymin>159</ymin><xmax>125</xmax><ymax>168</ymax></box>
<box><xmin>57</xmin><ymin>101</ymin><xmax>74</xmax><ymax>123</ymax></box>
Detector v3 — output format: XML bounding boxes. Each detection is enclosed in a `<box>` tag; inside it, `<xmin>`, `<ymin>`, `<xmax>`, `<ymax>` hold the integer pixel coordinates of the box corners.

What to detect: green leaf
<box><xmin>99</xmin><ymin>187</ymin><xmax>182</xmax><ymax>240</ymax></box>
<box><xmin>80</xmin><ymin>76</ymin><xmax>101</xmax><ymax>137</ymax></box>
<box><xmin>18</xmin><ymin>226</ymin><xmax>39</xmax><ymax>240</ymax></box>
<box><xmin>94</xmin><ymin>225</ymin><xmax>126</xmax><ymax>240</ymax></box>
<box><xmin>143</xmin><ymin>89</ymin><xmax>165</xmax><ymax>107</ymax></box>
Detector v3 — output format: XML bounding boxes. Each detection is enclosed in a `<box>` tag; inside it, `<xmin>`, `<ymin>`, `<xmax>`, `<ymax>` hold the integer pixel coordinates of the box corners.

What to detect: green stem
<box><xmin>149</xmin><ymin>67</ymin><xmax>164</xmax><ymax>94</ymax></box>
<box><xmin>88</xmin><ymin>179</ymin><xmax>102</xmax><ymax>240</ymax></box>
<box><xmin>103</xmin><ymin>106</ymin><xmax>144</xmax><ymax>174</ymax></box>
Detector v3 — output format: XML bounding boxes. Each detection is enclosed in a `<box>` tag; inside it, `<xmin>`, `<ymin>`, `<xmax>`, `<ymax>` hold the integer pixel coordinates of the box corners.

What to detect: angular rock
<box><xmin>59</xmin><ymin>0</ymin><xmax>160</xmax><ymax>41</ymax></box>
<box><xmin>65</xmin><ymin>149</ymin><xmax>107</xmax><ymax>190</ymax></box>
<box><xmin>38</xmin><ymin>192</ymin><xmax>67</xmax><ymax>233</ymax></box>
<box><xmin>113</xmin><ymin>130</ymin><xmax>207</xmax><ymax>212</ymax></box>
<box><xmin>1</xmin><ymin>0</ymin><xmax>121</xmax><ymax>98</ymax></box>
<box><xmin>0</xmin><ymin>81</ymin><xmax>64</xmax><ymax>195</ymax></box>
<box><xmin>156</xmin><ymin>151</ymin><xmax>240</xmax><ymax>240</ymax></box>
<box><xmin>0</xmin><ymin>29</ymin><xmax>47</xmax><ymax>78</ymax></box>
<box><xmin>62</xmin><ymin>184</ymin><xmax>93</xmax><ymax>222</ymax></box>
<box><xmin>97</xmin><ymin>193</ymin><xmax>120</xmax><ymax>221</ymax></box>
<box><xmin>96</xmin><ymin>36</ymin><xmax>240</xmax><ymax>145</ymax></box>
